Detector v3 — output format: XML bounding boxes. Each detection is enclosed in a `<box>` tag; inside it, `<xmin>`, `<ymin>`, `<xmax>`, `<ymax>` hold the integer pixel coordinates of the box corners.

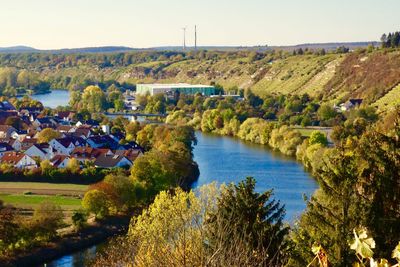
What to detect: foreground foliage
<box><xmin>93</xmin><ymin>178</ymin><xmax>289</xmax><ymax>266</ymax></box>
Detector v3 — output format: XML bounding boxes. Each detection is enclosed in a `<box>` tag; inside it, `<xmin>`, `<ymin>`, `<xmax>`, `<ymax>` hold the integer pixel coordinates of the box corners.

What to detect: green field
<box><xmin>0</xmin><ymin>194</ymin><xmax>82</xmax><ymax>210</ymax></box>
<box><xmin>0</xmin><ymin>182</ymin><xmax>88</xmax><ymax>196</ymax></box>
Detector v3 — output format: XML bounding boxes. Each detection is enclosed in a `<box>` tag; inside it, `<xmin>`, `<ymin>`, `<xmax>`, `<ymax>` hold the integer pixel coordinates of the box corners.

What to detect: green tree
<box><xmin>81</xmin><ymin>85</ymin><xmax>106</xmax><ymax>113</ymax></box>
<box><xmin>82</xmin><ymin>189</ymin><xmax>110</xmax><ymax>219</ymax></box>
<box><xmin>207</xmin><ymin>177</ymin><xmax>289</xmax><ymax>266</ymax></box>
<box><xmin>291</xmin><ymin>148</ymin><xmax>362</xmax><ymax>266</ymax></box>
<box><xmin>37</xmin><ymin>128</ymin><xmax>61</xmax><ymax>143</ymax></box>
<box><xmin>124</xmin><ymin>121</ymin><xmax>141</xmax><ymax>141</ymax></box>
<box><xmin>309</xmin><ymin>131</ymin><xmax>328</xmax><ymax>146</ymax></box>
<box><xmin>318</xmin><ymin>104</ymin><xmax>337</xmax><ymax>121</ymax></box>
<box><xmin>67</xmin><ymin>158</ymin><xmax>81</xmax><ymax>174</ymax></box>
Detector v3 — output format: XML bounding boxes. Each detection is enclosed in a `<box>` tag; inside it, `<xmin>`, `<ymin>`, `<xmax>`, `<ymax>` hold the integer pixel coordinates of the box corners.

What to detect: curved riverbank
<box><xmin>1</xmin><ymin>216</ymin><xmax>131</xmax><ymax>267</ymax></box>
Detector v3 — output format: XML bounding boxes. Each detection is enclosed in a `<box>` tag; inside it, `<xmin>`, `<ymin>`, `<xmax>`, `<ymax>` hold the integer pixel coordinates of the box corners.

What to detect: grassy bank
<box><xmin>0</xmin><ymin>194</ymin><xmax>82</xmax><ymax>210</ymax></box>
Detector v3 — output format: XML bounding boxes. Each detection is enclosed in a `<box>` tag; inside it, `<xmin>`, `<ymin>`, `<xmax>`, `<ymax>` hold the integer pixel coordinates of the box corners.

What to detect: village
<box><xmin>0</xmin><ymin>100</ymin><xmax>143</xmax><ymax>170</ymax></box>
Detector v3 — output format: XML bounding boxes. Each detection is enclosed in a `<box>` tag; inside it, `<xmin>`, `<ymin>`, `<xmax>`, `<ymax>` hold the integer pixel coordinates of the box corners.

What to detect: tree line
<box><xmin>381</xmin><ymin>31</ymin><xmax>400</xmax><ymax>48</ymax></box>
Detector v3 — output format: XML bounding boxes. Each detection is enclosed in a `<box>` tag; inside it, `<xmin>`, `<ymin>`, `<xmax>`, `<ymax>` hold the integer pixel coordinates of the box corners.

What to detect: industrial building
<box><xmin>136</xmin><ymin>83</ymin><xmax>216</xmax><ymax>96</ymax></box>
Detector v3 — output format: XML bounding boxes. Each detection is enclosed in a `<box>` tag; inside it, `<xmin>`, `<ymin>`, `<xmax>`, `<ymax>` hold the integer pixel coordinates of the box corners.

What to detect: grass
<box><xmin>373</xmin><ymin>83</ymin><xmax>400</xmax><ymax>113</ymax></box>
<box><xmin>0</xmin><ymin>182</ymin><xmax>88</xmax><ymax>196</ymax></box>
<box><xmin>0</xmin><ymin>193</ymin><xmax>82</xmax><ymax>210</ymax></box>
<box><xmin>291</xmin><ymin>126</ymin><xmax>332</xmax><ymax>139</ymax></box>
<box><xmin>0</xmin><ymin>182</ymin><xmax>88</xmax><ymax>191</ymax></box>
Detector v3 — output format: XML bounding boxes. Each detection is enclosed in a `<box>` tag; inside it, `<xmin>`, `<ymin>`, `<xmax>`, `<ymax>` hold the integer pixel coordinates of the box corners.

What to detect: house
<box><xmin>0</xmin><ymin>125</ymin><xmax>17</xmax><ymax>139</ymax></box>
<box><xmin>55</xmin><ymin>111</ymin><xmax>75</xmax><ymax>122</ymax></box>
<box><xmin>50</xmin><ymin>155</ymin><xmax>71</xmax><ymax>168</ymax></box>
<box><xmin>32</xmin><ymin>117</ymin><xmax>58</xmax><ymax>130</ymax></box>
<box><xmin>86</xmin><ymin>135</ymin><xmax>118</xmax><ymax>149</ymax></box>
<box><xmin>56</xmin><ymin>125</ymin><xmax>75</xmax><ymax>133</ymax></box>
<box><xmin>49</xmin><ymin>137</ymin><xmax>86</xmax><ymax>155</ymax></box>
<box><xmin>0</xmin><ymin>152</ymin><xmax>37</xmax><ymax>169</ymax></box>
<box><xmin>20</xmin><ymin>138</ymin><xmax>38</xmax><ymax>151</ymax></box>
<box><xmin>339</xmin><ymin>99</ymin><xmax>363</xmax><ymax>111</ymax></box>
<box><xmin>70</xmin><ymin>147</ymin><xmax>113</xmax><ymax>162</ymax></box>
<box><xmin>0</xmin><ymin>142</ymin><xmax>15</xmax><ymax>157</ymax></box>
<box><xmin>70</xmin><ymin>127</ymin><xmax>92</xmax><ymax>139</ymax></box>
<box><xmin>18</xmin><ymin>106</ymin><xmax>43</xmax><ymax>114</ymax></box>
<box><xmin>76</xmin><ymin>120</ymin><xmax>99</xmax><ymax>128</ymax></box>
<box><xmin>114</xmin><ymin>149</ymin><xmax>142</xmax><ymax>162</ymax></box>
<box><xmin>11</xmin><ymin>130</ymin><xmax>28</xmax><ymax>141</ymax></box>
<box><xmin>0</xmin><ymin>111</ymin><xmax>18</xmax><ymax>124</ymax></box>
<box><xmin>25</xmin><ymin>143</ymin><xmax>55</xmax><ymax>160</ymax></box>
<box><xmin>93</xmin><ymin>153</ymin><xmax>132</xmax><ymax>168</ymax></box>
<box><xmin>0</xmin><ymin>101</ymin><xmax>16</xmax><ymax>111</ymax></box>
<box><xmin>110</xmin><ymin>132</ymin><xmax>125</xmax><ymax>143</ymax></box>
<box><xmin>0</xmin><ymin>138</ymin><xmax>22</xmax><ymax>151</ymax></box>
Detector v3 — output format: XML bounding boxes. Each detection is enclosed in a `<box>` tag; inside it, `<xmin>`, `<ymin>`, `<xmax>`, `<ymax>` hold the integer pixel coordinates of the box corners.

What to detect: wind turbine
<box><xmin>195</xmin><ymin>25</ymin><xmax>197</xmax><ymax>50</ymax></box>
<box><xmin>182</xmin><ymin>27</ymin><xmax>187</xmax><ymax>50</ymax></box>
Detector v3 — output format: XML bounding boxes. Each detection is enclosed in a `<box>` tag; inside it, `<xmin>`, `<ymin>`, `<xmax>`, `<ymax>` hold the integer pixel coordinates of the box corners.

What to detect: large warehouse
<box><xmin>136</xmin><ymin>83</ymin><xmax>216</xmax><ymax>96</ymax></box>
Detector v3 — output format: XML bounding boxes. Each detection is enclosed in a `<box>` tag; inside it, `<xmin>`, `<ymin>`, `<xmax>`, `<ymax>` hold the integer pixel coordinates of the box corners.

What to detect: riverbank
<box><xmin>1</xmin><ymin>215</ymin><xmax>131</xmax><ymax>267</ymax></box>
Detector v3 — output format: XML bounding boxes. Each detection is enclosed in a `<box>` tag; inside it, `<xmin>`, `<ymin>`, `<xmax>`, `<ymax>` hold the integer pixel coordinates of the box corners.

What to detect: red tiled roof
<box><xmin>1</xmin><ymin>152</ymin><xmax>26</xmax><ymax>164</ymax></box>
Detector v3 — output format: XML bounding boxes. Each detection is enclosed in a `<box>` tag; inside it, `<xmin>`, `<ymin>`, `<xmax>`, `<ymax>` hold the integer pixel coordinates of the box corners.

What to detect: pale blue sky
<box><xmin>1</xmin><ymin>0</ymin><xmax>398</xmax><ymax>49</ymax></box>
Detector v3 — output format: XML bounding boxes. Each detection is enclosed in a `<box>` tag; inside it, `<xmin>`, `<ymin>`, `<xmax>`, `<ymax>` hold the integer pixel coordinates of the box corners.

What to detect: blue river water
<box><xmin>33</xmin><ymin>90</ymin><xmax>318</xmax><ymax>266</ymax></box>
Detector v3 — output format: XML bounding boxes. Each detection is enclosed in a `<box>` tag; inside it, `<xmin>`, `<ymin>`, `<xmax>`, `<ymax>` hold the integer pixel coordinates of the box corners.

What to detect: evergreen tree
<box><xmin>356</xmin><ymin>114</ymin><xmax>400</xmax><ymax>259</ymax></box>
<box><xmin>290</xmin><ymin>148</ymin><xmax>362</xmax><ymax>266</ymax></box>
<box><xmin>206</xmin><ymin>177</ymin><xmax>289</xmax><ymax>266</ymax></box>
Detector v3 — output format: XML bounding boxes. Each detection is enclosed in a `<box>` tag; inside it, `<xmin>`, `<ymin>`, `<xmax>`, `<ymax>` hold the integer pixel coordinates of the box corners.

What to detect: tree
<box><xmin>37</xmin><ymin>128</ymin><xmax>61</xmax><ymax>143</ymax></box>
<box><xmin>31</xmin><ymin>201</ymin><xmax>63</xmax><ymax>240</ymax></box>
<box><xmin>207</xmin><ymin>177</ymin><xmax>289</xmax><ymax>266</ymax></box>
<box><xmin>291</xmin><ymin>148</ymin><xmax>362</xmax><ymax>266</ymax></box>
<box><xmin>124</xmin><ymin>121</ymin><xmax>141</xmax><ymax>141</ymax></box>
<box><xmin>355</xmin><ymin>119</ymin><xmax>400</xmax><ymax>259</ymax></box>
<box><xmin>67</xmin><ymin>158</ymin><xmax>81</xmax><ymax>174</ymax></box>
<box><xmin>309</xmin><ymin>131</ymin><xmax>328</xmax><ymax>146</ymax></box>
<box><xmin>81</xmin><ymin>85</ymin><xmax>106</xmax><ymax>113</ymax></box>
<box><xmin>93</xmin><ymin>186</ymin><xmax>217</xmax><ymax>267</ymax></box>
<box><xmin>71</xmin><ymin>210</ymin><xmax>87</xmax><ymax>230</ymax></box>
<box><xmin>5</xmin><ymin>116</ymin><xmax>26</xmax><ymax>131</ymax></box>
<box><xmin>40</xmin><ymin>159</ymin><xmax>54</xmax><ymax>175</ymax></box>
<box><xmin>318</xmin><ymin>104</ymin><xmax>337</xmax><ymax>121</ymax></box>
<box><xmin>82</xmin><ymin>189</ymin><xmax>110</xmax><ymax>218</ymax></box>
<box><xmin>0</xmin><ymin>202</ymin><xmax>19</xmax><ymax>253</ymax></box>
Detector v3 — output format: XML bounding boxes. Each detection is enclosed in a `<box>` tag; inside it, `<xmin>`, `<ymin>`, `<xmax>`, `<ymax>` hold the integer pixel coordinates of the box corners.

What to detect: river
<box><xmin>30</xmin><ymin>90</ymin><xmax>318</xmax><ymax>266</ymax></box>
<box><xmin>19</xmin><ymin>90</ymin><xmax>71</xmax><ymax>108</ymax></box>
<box><xmin>44</xmin><ymin>131</ymin><xmax>317</xmax><ymax>267</ymax></box>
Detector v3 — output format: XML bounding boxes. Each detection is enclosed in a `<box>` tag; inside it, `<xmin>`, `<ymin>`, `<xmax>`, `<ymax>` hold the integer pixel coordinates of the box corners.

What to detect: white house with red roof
<box><xmin>0</xmin><ymin>152</ymin><xmax>37</xmax><ymax>169</ymax></box>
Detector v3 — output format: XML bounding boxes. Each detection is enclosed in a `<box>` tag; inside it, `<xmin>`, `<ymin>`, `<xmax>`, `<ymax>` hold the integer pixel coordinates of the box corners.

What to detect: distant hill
<box><xmin>0</xmin><ymin>46</ymin><xmax>135</xmax><ymax>54</ymax></box>
<box><xmin>148</xmin><ymin>42</ymin><xmax>379</xmax><ymax>52</ymax></box>
<box><xmin>0</xmin><ymin>42</ymin><xmax>379</xmax><ymax>54</ymax></box>
<box><xmin>48</xmin><ymin>46</ymin><xmax>136</xmax><ymax>54</ymax></box>
<box><xmin>0</xmin><ymin>46</ymin><xmax>38</xmax><ymax>53</ymax></box>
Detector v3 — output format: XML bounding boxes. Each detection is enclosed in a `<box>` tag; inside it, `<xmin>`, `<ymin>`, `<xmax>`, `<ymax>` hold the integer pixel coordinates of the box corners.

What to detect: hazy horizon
<box><xmin>1</xmin><ymin>0</ymin><xmax>399</xmax><ymax>49</ymax></box>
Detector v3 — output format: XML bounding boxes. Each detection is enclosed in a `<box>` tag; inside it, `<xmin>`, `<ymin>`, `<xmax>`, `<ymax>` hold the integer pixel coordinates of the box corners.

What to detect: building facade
<box><xmin>136</xmin><ymin>83</ymin><xmax>216</xmax><ymax>96</ymax></box>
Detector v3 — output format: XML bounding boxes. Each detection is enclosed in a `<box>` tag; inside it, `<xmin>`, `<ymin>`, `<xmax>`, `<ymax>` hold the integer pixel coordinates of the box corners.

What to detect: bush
<box><xmin>82</xmin><ymin>189</ymin><xmax>110</xmax><ymax>219</ymax></box>
<box><xmin>72</xmin><ymin>210</ymin><xmax>87</xmax><ymax>230</ymax></box>
<box><xmin>309</xmin><ymin>131</ymin><xmax>328</xmax><ymax>146</ymax></box>
<box><xmin>31</xmin><ymin>201</ymin><xmax>64</xmax><ymax>240</ymax></box>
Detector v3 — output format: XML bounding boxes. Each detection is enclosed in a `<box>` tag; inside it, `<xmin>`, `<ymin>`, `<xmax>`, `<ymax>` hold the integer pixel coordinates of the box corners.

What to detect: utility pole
<box><xmin>182</xmin><ymin>27</ymin><xmax>186</xmax><ymax>50</ymax></box>
<box><xmin>195</xmin><ymin>25</ymin><xmax>197</xmax><ymax>50</ymax></box>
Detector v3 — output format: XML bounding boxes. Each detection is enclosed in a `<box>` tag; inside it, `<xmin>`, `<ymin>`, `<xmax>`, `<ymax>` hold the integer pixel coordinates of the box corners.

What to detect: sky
<box><xmin>0</xmin><ymin>0</ymin><xmax>399</xmax><ymax>49</ymax></box>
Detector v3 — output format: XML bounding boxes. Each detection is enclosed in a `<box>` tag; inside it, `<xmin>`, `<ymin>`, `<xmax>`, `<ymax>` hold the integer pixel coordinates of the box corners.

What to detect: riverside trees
<box><xmin>93</xmin><ymin>178</ymin><xmax>289</xmax><ymax>267</ymax></box>
<box><xmin>290</xmin><ymin>111</ymin><xmax>400</xmax><ymax>266</ymax></box>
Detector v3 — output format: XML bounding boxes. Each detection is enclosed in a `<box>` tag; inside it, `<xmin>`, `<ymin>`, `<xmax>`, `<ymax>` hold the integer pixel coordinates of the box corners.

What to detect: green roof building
<box><xmin>136</xmin><ymin>83</ymin><xmax>216</xmax><ymax>96</ymax></box>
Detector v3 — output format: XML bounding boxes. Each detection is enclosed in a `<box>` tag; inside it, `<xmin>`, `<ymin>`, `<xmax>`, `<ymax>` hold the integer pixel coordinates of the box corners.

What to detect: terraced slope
<box><xmin>373</xmin><ymin>83</ymin><xmax>400</xmax><ymax>112</ymax></box>
<box><xmin>250</xmin><ymin>55</ymin><xmax>339</xmax><ymax>96</ymax></box>
<box><xmin>295</xmin><ymin>56</ymin><xmax>345</xmax><ymax>96</ymax></box>
<box><xmin>323</xmin><ymin>50</ymin><xmax>400</xmax><ymax>103</ymax></box>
